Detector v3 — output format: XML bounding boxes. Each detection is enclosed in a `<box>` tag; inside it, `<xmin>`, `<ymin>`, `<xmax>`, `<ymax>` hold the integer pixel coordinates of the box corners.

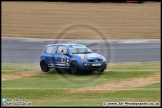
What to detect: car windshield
<box><xmin>69</xmin><ymin>47</ymin><xmax>93</xmax><ymax>54</ymax></box>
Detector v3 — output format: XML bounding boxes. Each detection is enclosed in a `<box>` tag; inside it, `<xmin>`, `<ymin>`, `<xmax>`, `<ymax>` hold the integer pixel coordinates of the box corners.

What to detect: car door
<box><xmin>54</xmin><ymin>45</ymin><xmax>67</xmax><ymax>66</ymax></box>
<box><xmin>44</xmin><ymin>45</ymin><xmax>56</xmax><ymax>65</ymax></box>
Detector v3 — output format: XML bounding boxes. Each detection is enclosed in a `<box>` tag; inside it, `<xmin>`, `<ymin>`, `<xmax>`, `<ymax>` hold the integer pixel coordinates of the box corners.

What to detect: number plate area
<box><xmin>92</xmin><ymin>63</ymin><xmax>101</xmax><ymax>66</ymax></box>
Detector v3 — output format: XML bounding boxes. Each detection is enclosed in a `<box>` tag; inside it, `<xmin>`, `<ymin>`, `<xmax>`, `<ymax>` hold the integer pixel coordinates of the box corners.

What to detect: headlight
<box><xmin>100</xmin><ymin>56</ymin><xmax>106</xmax><ymax>61</ymax></box>
<box><xmin>81</xmin><ymin>57</ymin><xmax>88</xmax><ymax>62</ymax></box>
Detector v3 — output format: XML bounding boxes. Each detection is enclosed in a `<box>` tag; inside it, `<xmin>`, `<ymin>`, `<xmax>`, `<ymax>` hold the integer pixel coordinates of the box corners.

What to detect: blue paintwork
<box><xmin>40</xmin><ymin>44</ymin><xmax>107</xmax><ymax>72</ymax></box>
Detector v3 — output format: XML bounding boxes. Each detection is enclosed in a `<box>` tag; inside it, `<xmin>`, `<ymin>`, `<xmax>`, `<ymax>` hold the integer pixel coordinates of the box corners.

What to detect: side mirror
<box><xmin>63</xmin><ymin>52</ymin><xmax>69</xmax><ymax>56</ymax></box>
<box><xmin>92</xmin><ymin>49</ymin><xmax>97</xmax><ymax>53</ymax></box>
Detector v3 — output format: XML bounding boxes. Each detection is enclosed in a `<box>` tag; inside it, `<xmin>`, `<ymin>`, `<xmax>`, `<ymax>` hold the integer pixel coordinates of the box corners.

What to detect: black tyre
<box><xmin>70</xmin><ymin>61</ymin><xmax>78</xmax><ymax>74</ymax></box>
<box><xmin>40</xmin><ymin>60</ymin><xmax>50</xmax><ymax>72</ymax></box>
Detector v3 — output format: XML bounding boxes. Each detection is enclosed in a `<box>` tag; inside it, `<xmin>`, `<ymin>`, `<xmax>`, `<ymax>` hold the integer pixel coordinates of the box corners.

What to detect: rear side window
<box><xmin>46</xmin><ymin>46</ymin><xmax>56</xmax><ymax>54</ymax></box>
<box><xmin>56</xmin><ymin>46</ymin><xmax>67</xmax><ymax>55</ymax></box>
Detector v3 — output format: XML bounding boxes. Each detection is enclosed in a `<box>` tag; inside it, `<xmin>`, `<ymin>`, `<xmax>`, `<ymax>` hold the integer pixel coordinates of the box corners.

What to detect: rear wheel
<box><xmin>40</xmin><ymin>60</ymin><xmax>50</xmax><ymax>72</ymax></box>
<box><xmin>70</xmin><ymin>61</ymin><xmax>78</xmax><ymax>74</ymax></box>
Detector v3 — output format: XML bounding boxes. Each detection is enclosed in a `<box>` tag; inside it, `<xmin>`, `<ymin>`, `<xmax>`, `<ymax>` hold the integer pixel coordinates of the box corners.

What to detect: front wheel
<box><xmin>40</xmin><ymin>60</ymin><xmax>50</xmax><ymax>72</ymax></box>
<box><xmin>70</xmin><ymin>61</ymin><xmax>78</xmax><ymax>74</ymax></box>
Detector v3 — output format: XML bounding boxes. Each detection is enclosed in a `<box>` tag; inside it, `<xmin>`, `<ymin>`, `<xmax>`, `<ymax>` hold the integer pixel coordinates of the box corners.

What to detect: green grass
<box><xmin>1</xmin><ymin>62</ymin><xmax>161</xmax><ymax>106</ymax></box>
<box><xmin>2</xmin><ymin>89</ymin><xmax>160</xmax><ymax>106</ymax></box>
<box><xmin>29</xmin><ymin>71</ymin><xmax>155</xmax><ymax>79</ymax></box>
<box><xmin>2</xmin><ymin>71</ymin><xmax>155</xmax><ymax>89</ymax></box>
<box><xmin>107</xmin><ymin>62</ymin><xmax>160</xmax><ymax>71</ymax></box>
<box><xmin>1</xmin><ymin>63</ymin><xmax>39</xmax><ymax>74</ymax></box>
<box><xmin>2</xmin><ymin>89</ymin><xmax>65</xmax><ymax>99</ymax></box>
<box><xmin>137</xmin><ymin>83</ymin><xmax>161</xmax><ymax>88</ymax></box>
<box><xmin>2</xmin><ymin>78</ymin><xmax>108</xmax><ymax>89</ymax></box>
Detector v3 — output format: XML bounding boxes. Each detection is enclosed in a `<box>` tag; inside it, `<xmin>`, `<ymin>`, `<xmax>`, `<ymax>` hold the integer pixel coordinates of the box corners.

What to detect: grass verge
<box><xmin>1</xmin><ymin>62</ymin><xmax>160</xmax><ymax>106</ymax></box>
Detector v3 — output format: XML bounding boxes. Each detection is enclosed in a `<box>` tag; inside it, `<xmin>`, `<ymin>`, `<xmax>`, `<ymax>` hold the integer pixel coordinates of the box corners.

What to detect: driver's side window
<box><xmin>56</xmin><ymin>46</ymin><xmax>67</xmax><ymax>55</ymax></box>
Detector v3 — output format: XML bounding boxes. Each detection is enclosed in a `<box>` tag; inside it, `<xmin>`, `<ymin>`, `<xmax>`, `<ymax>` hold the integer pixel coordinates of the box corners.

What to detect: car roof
<box><xmin>46</xmin><ymin>44</ymin><xmax>85</xmax><ymax>47</ymax></box>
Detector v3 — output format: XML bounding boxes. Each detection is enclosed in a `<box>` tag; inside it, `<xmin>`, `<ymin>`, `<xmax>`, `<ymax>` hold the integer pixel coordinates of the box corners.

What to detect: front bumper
<box><xmin>80</xmin><ymin>62</ymin><xmax>107</xmax><ymax>70</ymax></box>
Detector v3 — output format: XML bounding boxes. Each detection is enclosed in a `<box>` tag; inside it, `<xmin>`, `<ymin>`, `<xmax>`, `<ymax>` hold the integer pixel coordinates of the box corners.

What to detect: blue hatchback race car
<box><xmin>40</xmin><ymin>44</ymin><xmax>107</xmax><ymax>74</ymax></box>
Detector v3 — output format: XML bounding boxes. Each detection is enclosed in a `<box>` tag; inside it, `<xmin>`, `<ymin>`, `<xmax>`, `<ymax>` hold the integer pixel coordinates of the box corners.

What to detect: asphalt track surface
<box><xmin>1</xmin><ymin>38</ymin><xmax>160</xmax><ymax>63</ymax></box>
